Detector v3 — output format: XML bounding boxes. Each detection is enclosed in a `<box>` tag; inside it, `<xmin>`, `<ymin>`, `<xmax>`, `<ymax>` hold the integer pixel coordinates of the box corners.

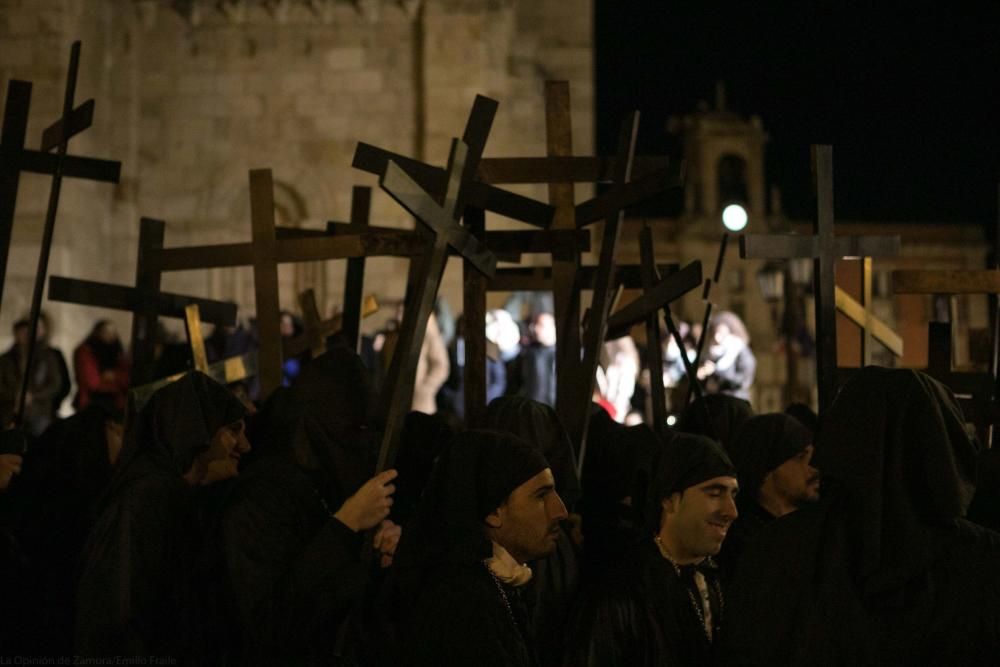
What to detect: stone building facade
<box><xmin>0</xmin><ymin>0</ymin><xmax>593</xmax><ymax>357</ymax></box>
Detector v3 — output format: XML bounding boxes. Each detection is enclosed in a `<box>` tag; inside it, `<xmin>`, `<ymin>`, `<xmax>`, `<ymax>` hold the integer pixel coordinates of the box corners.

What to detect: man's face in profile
<box><xmin>487</xmin><ymin>468</ymin><xmax>568</xmax><ymax>562</ymax></box>
<box><xmin>762</xmin><ymin>444</ymin><xmax>821</xmax><ymax>508</ymax></box>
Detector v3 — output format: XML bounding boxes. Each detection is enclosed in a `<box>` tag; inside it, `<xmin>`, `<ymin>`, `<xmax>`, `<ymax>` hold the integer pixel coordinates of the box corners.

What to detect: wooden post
<box><xmin>131</xmin><ymin>218</ymin><xmax>166</xmax><ymax>385</ymax></box>
<box><xmin>339</xmin><ymin>186</ymin><xmax>371</xmax><ymax>352</ymax></box>
<box><xmin>463</xmin><ymin>206</ymin><xmax>488</xmax><ymax>426</ymax></box>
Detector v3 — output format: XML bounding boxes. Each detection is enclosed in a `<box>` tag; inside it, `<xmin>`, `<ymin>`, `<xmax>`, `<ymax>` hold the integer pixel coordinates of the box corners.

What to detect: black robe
<box><xmin>580</xmin><ymin>410</ymin><xmax>661</xmax><ymax>583</ymax></box>
<box><xmin>716</xmin><ymin>496</ymin><xmax>774</xmax><ymax>581</ymax></box>
<box><xmin>222</xmin><ymin>459</ymin><xmax>365</xmax><ymax>664</ymax></box>
<box><xmin>221</xmin><ymin>348</ymin><xmax>376</xmax><ymax>665</ymax></box>
<box><xmin>566</xmin><ymin>541</ymin><xmax>722</xmax><ymax>667</ymax></box>
<box><xmin>389</xmin><ymin>430</ymin><xmax>549</xmax><ymax>667</ymax></box>
<box><xmin>403</xmin><ymin>562</ymin><xmax>536</xmax><ymax>667</ymax></box>
<box><xmin>15</xmin><ymin>405</ymin><xmax>119</xmax><ymax>656</ymax></box>
<box><xmin>74</xmin><ymin>372</ymin><xmax>246</xmax><ymax>660</ymax></box>
<box><xmin>719</xmin><ymin>367</ymin><xmax>1000</xmax><ymax>665</ymax></box>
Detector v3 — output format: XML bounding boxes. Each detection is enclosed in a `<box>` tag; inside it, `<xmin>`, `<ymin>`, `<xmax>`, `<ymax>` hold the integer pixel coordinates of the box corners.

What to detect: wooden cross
<box><xmin>354</xmin><ymin>95</ymin><xmax>591</xmax><ymax>426</ymax></box>
<box><xmin>283</xmin><ymin>288</ymin><xmax>380</xmax><ymax>359</ymax></box>
<box><xmin>0</xmin><ymin>41</ymin><xmax>120</xmax><ymax>310</ymax></box>
<box><xmin>128</xmin><ymin>303</ymin><xmax>258</xmax><ymax>410</ymax></box>
<box><xmin>739</xmin><ymin>145</ymin><xmax>900</xmax><ymax>413</ymax></box>
<box><xmin>275</xmin><ymin>206</ymin><xmax>586</xmax><ymax>428</ymax></box>
<box><xmin>47</xmin><ymin>218</ymin><xmax>239</xmax><ymax>385</ymax></box>
<box><xmin>475</xmin><ymin>81</ymin><xmax>680</xmax><ymax>445</ymax></box>
<box><xmin>372</xmin><ymin>137</ymin><xmax>496</xmax><ymax>471</ymax></box>
<box><xmin>146</xmin><ymin>170</ymin><xmax>430</xmax><ymax>398</ymax></box>
<box><xmin>8</xmin><ymin>43</ymin><xmax>122</xmax><ymax>424</ymax></box>
<box><xmin>571</xmin><ymin>110</ymin><xmax>677</xmax><ymax>468</ymax></box>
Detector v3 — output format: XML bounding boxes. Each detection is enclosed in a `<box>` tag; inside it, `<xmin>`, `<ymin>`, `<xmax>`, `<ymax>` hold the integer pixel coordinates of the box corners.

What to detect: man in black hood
<box><xmin>391</xmin><ymin>429</ymin><xmax>567</xmax><ymax>666</ymax></box>
<box><xmin>720</xmin><ymin>367</ymin><xmax>1000</xmax><ymax>665</ymax></box>
<box><xmin>75</xmin><ymin>372</ymin><xmax>249</xmax><ymax>660</ymax></box>
<box><xmin>678</xmin><ymin>392</ymin><xmax>754</xmax><ymax>451</ymax></box>
<box><xmin>719</xmin><ymin>412</ymin><xmax>819</xmax><ymax>575</ymax></box>
<box><xmin>567</xmin><ymin>433</ymin><xmax>738</xmax><ymax>666</ymax></box>
<box><xmin>484</xmin><ymin>396</ymin><xmax>582</xmax><ymax>666</ymax></box>
<box><xmin>222</xmin><ymin>348</ymin><xmax>398</xmax><ymax>664</ymax></box>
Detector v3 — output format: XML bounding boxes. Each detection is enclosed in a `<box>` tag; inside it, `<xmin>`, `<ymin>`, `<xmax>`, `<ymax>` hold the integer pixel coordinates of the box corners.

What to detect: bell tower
<box><xmin>668</xmin><ymin>82</ymin><xmax>769</xmax><ymax>231</ymax></box>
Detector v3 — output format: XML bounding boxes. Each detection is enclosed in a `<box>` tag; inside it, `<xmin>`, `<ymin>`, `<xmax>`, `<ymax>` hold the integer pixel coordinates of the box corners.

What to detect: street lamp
<box><xmin>721</xmin><ymin>203</ymin><xmax>748</xmax><ymax>232</ymax></box>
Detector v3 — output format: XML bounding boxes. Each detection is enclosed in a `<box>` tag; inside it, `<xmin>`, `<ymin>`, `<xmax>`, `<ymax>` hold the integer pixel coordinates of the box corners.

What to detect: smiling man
<box><xmin>568</xmin><ymin>433</ymin><xmax>738</xmax><ymax>666</ymax></box>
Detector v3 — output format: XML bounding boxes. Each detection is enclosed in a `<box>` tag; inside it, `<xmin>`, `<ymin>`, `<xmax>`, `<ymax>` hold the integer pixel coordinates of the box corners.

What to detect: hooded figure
<box><xmin>484</xmin><ymin>397</ymin><xmax>582</xmax><ymax>666</ymax></box>
<box><xmin>568</xmin><ymin>433</ymin><xmax>738</xmax><ymax>667</ymax></box>
<box><xmin>580</xmin><ymin>407</ymin><xmax>663</xmax><ymax>583</ymax></box>
<box><xmin>15</xmin><ymin>403</ymin><xmax>122</xmax><ymax>655</ymax></box>
<box><xmin>719</xmin><ymin>413</ymin><xmax>817</xmax><ymax>575</ymax></box>
<box><xmin>75</xmin><ymin>372</ymin><xmax>247</xmax><ymax>659</ymax></box>
<box><xmin>720</xmin><ymin>367</ymin><xmax>1000</xmax><ymax>666</ymax></box>
<box><xmin>222</xmin><ymin>348</ymin><xmax>389</xmax><ymax>665</ymax></box>
<box><xmin>390</xmin><ymin>429</ymin><xmax>557</xmax><ymax>667</ymax></box>
<box><xmin>391</xmin><ymin>410</ymin><xmax>455</xmax><ymax>528</ymax></box>
<box><xmin>678</xmin><ymin>393</ymin><xmax>754</xmax><ymax>451</ymax></box>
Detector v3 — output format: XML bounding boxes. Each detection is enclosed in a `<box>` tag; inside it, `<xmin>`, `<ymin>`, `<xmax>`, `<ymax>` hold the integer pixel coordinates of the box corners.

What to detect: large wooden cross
<box><xmin>47</xmin><ymin>217</ymin><xmax>239</xmax><ymax>379</ymax></box>
<box><xmin>739</xmin><ymin>145</ymin><xmax>900</xmax><ymax>413</ymax></box>
<box><xmin>570</xmin><ymin>110</ymin><xmax>685</xmax><ymax>466</ymax></box>
<box><xmin>6</xmin><ymin>43</ymin><xmax>122</xmax><ymax>424</ymax></box>
<box><xmin>145</xmin><ymin>170</ymin><xmax>432</xmax><ymax>398</ymax></box>
<box><xmin>0</xmin><ymin>41</ymin><xmax>120</xmax><ymax>311</ymax></box>
<box><xmin>373</xmin><ymin>137</ymin><xmax>497</xmax><ymax>471</ymax></box>
<box><xmin>475</xmin><ymin>81</ymin><xmax>679</xmax><ymax>443</ymax></box>
<box><xmin>277</xmin><ymin>212</ymin><xmax>585</xmax><ymax>427</ymax></box>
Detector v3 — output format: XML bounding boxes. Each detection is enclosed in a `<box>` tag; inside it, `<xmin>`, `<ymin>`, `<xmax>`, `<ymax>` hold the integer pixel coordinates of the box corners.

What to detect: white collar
<box><xmin>484</xmin><ymin>541</ymin><xmax>533</xmax><ymax>587</ymax></box>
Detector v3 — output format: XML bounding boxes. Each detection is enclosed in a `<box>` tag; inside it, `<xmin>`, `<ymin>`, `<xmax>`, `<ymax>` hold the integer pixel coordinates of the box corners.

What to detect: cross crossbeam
<box><xmin>603</xmin><ymin>261</ymin><xmax>703</xmax><ymax>341</ymax></box>
<box><xmin>47</xmin><ymin>275</ymin><xmax>238</xmax><ymax>326</ymax></box>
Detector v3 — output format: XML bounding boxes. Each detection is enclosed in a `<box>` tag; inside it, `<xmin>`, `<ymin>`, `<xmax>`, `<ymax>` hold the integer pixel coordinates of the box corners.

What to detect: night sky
<box><xmin>595</xmin><ymin>3</ymin><xmax>1000</xmax><ymax>236</ymax></box>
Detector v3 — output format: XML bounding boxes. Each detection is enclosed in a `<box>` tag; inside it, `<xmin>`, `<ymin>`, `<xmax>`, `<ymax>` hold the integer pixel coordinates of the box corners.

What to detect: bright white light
<box><xmin>722</xmin><ymin>204</ymin><xmax>748</xmax><ymax>231</ymax></box>
<box><xmin>666</xmin><ymin>415</ymin><xmax>678</xmax><ymax>427</ymax></box>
